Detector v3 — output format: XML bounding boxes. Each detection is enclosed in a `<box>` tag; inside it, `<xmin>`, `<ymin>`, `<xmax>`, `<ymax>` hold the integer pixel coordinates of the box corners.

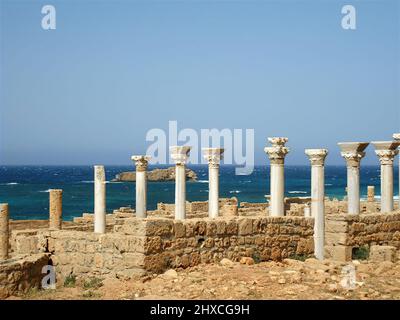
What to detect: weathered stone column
<box><xmin>170</xmin><ymin>146</ymin><xmax>191</xmax><ymax>220</ymax></box>
<box><xmin>264</xmin><ymin>137</ymin><xmax>289</xmax><ymax>216</ymax></box>
<box><xmin>131</xmin><ymin>155</ymin><xmax>151</xmax><ymax>218</ymax></box>
<box><xmin>203</xmin><ymin>148</ymin><xmax>224</xmax><ymax>218</ymax></box>
<box><xmin>367</xmin><ymin>186</ymin><xmax>375</xmax><ymax>202</ymax></box>
<box><xmin>49</xmin><ymin>189</ymin><xmax>62</xmax><ymax>229</ymax></box>
<box><xmin>372</xmin><ymin>141</ymin><xmax>400</xmax><ymax>213</ymax></box>
<box><xmin>305</xmin><ymin>149</ymin><xmax>328</xmax><ymax>261</ymax></box>
<box><xmin>338</xmin><ymin>142</ymin><xmax>369</xmax><ymax>215</ymax></box>
<box><xmin>394</xmin><ymin>133</ymin><xmax>400</xmax><ymax>208</ymax></box>
<box><xmin>0</xmin><ymin>203</ymin><xmax>9</xmax><ymax>260</ymax></box>
<box><xmin>94</xmin><ymin>165</ymin><xmax>106</xmax><ymax>233</ymax></box>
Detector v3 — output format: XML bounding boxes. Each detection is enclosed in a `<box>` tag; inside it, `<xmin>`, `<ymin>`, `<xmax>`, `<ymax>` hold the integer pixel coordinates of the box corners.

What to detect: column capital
<box><xmin>338</xmin><ymin>142</ymin><xmax>369</xmax><ymax>167</ymax></box>
<box><xmin>393</xmin><ymin>133</ymin><xmax>400</xmax><ymax>142</ymax></box>
<box><xmin>202</xmin><ymin>148</ymin><xmax>224</xmax><ymax>168</ymax></box>
<box><xmin>170</xmin><ymin>146</ymin><xmax>191</xmax><ymax>165</ymax></box>
<box><xmin>131</xmin><ymin>155</ymin><xmax>151</xmax><ymax>172</ymax></box>
<box><xmin>264</xmin><ymin>137</ymin><xmax>289</xmax><ymax>164</ymax></box>
<box><xmin>305</xmin><ymin>149</ymin><xmax>328</xmax><ymax>166</ymax></box>
<box><xmin>94</xmin><ymin>165</ymin><xmax>105</xmax><ymax>179</ymax></box>
<box><xmin>372</xmin><ymin>141</ymin><xmax>400</xmax><ymax>165</ymax></box>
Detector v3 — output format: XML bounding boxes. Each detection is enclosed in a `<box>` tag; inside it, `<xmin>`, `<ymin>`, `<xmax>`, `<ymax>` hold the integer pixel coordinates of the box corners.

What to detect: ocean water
<box><xmin>0</xmin><ymin>165</ymin><xmax>398</xmax><ymax>221</ymax></box>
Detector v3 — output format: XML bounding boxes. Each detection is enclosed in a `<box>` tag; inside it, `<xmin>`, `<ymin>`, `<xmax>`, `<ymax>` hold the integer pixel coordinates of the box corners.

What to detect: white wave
<box><xmin>229</xmin><ymin>190</ymin><xmax>241</xmax><ymax>194</ymax></box>
<box><xmin>81</xmin><ymin>180</ymin><xmax>94</xmax><ymax>183</ymax></box>
<box><xmin>325</xmin><ymin>184</ymin><xmax>332</xmax><ymax>186</ymax></box>
<box><xmin>3</xmin><ymin>182</ymin><xmax>18</xmax><ymax>185</ymax></box>
<box><xmin>288</xmin><ymin>191</ymin><xmax>307</xmax><ymax>194</ymax></box>
<box><xmin>39</xmin><ymin>189</ymin><xmax>51</xmax><ymax>193</ymax></box>
<box><xmin>197</xmin><ymin>180</ymin><xmax>209</xmax><ymax>183</ymax></box>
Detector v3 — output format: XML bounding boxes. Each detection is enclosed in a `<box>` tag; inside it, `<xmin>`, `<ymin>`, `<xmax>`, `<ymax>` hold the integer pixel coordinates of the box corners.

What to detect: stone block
<box><xmin>369</xmin><ymin>245</ymin><xmax>397</xmax><ymax>262</ymax></box>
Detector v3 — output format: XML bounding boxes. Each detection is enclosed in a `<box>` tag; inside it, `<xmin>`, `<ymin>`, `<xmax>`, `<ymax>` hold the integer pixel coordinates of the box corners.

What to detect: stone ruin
<box><xmin>1</xmin><ymin>136</ymin><xmax>400</xmax><ymax>298</ymax></box>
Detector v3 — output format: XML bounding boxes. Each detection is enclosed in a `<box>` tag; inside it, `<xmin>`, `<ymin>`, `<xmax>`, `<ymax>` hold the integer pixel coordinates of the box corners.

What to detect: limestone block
<box><xmin>369</xmin><ymin>245</ymin><xmax>397</xmax><ymax>262</ymax></box>
<box><xmin>325</xmin><ymin>245</ymin><xmax>352</xmax><ymax>262</ymax></box>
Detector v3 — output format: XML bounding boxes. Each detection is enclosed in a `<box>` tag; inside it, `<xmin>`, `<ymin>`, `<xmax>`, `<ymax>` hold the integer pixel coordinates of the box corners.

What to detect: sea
<box><xmin>0</xmin><ymin>165</ymin><xmax>398</xmax><ymax>221</ymax></box>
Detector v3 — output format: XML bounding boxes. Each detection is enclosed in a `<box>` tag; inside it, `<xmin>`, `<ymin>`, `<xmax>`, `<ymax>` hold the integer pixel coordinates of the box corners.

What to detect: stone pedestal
<box><xmin>305</xmin><ymin>149</ymin><xmax>328</xmax><ymax>261</ymax></box>
<box><xmin>170</xmin><ymin>146</ymin><xmax>191</xmax><ymax>220</ymax></box>
<box><xmin>203</xmin><ymin>148</ymin><xmax>224</xmax><ymax>218</ymax></box>
<box><xmin>372</xmin><ymin>141</ymin><xmax>400</xmax><ymax>213</ymax></box>
<box><xmin>367</xmin><ymin>186</ymin><xmax>375</xmax><ymax>202</ymax></box>
<box><xmin>338</xmin><ymin>142</ymin><xmax>369</xmax><ymax>215</ymax></box>
<box><xmin>394</xmin><ymin>133</ymin><xmax>400</xmax><ymax>209</ymax></box>
<box><xmin>132</xmin><ymin>155</ymin><xmax>151</xmax><ymax>218</ymax></box>
<box><xmin>94</xmin><ymin>165</ymin><xmax>106</xmax><ymax>233</ymax></box>
<box><xmin>49</xmin><ymin>189</ymin><xmax>62</xmax><ymax>230</ymax></box>
<box><xmin>0</xmin><ymin>204</ymin><xmax>9</xmax><ymax>260</ymax></box>
<box><xmin>264</xmin><ymin>137</ymin><xmax>289</xmax><ymax>217</ymax></box>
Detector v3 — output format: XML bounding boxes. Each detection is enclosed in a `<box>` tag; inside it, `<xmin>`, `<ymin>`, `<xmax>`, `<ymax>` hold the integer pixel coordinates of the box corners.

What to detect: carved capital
<box><xmin>305</xmin><ymin>149</ymin><xmax>328</xmax><ymax>166</ymax></box>
<box><xmin>131</xmin><ymin>155</ymin><xmax>151</xmax><ymax>172</ymax></box>
<box><xmin>340</xmin><ymin>151</ymin><xmax>365</xmax><ymax>167</ymax></box>
<box><xmin>375</xmin><ymin>150</ymin><xmax>398</xmax><ymax>165</ymax></box>
<box><xmin>170</xmin><ymin>146</ymin><xmax>191</xmax><ymax>165</ymax></box>
<box><xmin>264</xmin><ymin>137</ymin><xmax>289</xmax><ymax>164</ymax></box>
<box><xmin>203</xmin><ymin>148</ymin><xmax>224</xmax><ymax>169</ymax></box>
<box><xmin>393</xmin><ymin>133</ymin><xmax>400</xmax><ymax>143</ymax></box>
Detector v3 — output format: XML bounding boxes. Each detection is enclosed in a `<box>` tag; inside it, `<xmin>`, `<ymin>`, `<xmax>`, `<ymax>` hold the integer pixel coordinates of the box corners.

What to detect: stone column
<box><xmin>131</xmin><ymin>155</ymin><xmax>151</xmax><ymax>218</ymax></box>
<box><xmin>170</xmin><ymin>146</ymin><xmax>191</xmax><ymax>220</ymax></box>
<box><xmin>203</xmin><ymin>148</ymin><xmax>224</xmax><ymax>218</ymax></box>
<box><xmin>264</xmin><ymin>137</ymin><xmax>289</xmax><ymax>216</ymax></box>
<box><xmin>0</xmin><ymin>203</ymin><xmax>9</xmax><ymax>260</ymax></box>
<box><xmin>305</xmin><ymin>149</ymin><xmax>328</xmax><ymax>261</ymax></box>
<box><xmin>367</xmin><ymin>186</ymin><xmax>375</xmax><ymax>202</ymax></box>
<box><xmin>49</xmin><ymin>189</ymin><xmax>62</xmax><ymax>230</ymax></box>
<box><xmin>338</xmin><ymin>142</ymin><xmax>369</xmax><ymax>215</ymax></box>
<box><xmin>372</xmin><ymin>141</ymin><xmax>400</xmax><ymax>213</ymax></box>
<box><xmin>94</xmin><ymin>165</ymin><xmax>106</xmax><ymax>233</ymax></box>
<box><xmin>394</xmin><ymin>133</ymin><xmax>400</xmax><ymax>208</ymax></box>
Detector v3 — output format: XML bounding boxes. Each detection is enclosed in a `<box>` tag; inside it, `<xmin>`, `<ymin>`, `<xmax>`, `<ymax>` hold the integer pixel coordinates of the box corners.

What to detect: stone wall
<box><xmin>325</xmin><ymin>211</ymin><xmax>400</xmax><ymax>261</ymax></box>
<box><xmin>9</xmin><ymin>215</ymin><xmax>314</xmax><ymax>282</ymax></box>
<box><xmin>0</xmin><ymin>253</ymin><xmax>50</xmax><ymax>299</ymax></box>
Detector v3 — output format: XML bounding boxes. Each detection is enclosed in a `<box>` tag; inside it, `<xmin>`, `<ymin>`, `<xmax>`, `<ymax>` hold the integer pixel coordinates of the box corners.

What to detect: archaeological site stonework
<box><xmin>1</xmin><ymin>135</ymin><xmax>400</xmax><ymax>298</ymax></box>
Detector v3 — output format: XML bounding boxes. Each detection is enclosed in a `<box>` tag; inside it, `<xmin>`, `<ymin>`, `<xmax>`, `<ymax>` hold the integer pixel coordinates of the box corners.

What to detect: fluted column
<box><xmin>170</xmin><ymin>146</ymin><xmax>191</xmax><ymax>220</ymax></box>
<box><xmin>0</xmin><ymin>204</ymin><xmax>9</xmax><ymax>260</ymax></box>
<box><xmin>49</xmin><ymin>189</ymin><xmax>62</xmax><ymax>230</ymax></box>
<box><xmin>305</xmin><ymin>149</ymin><xmax>328</xmax><ymax>261</ymax></box>
<box><xmin>203</xmin><ymin>148</ymin><xmax>224</xmax><ymax>218</ymax></box>
<box><xmin>372</xmin><ymin>141</ymin><xmax>400</xmax><ymax>213</ymax></box>
<box><xmin>394</xmin><ymin>133</ymin><xmax>400</xmax><ymax>209</ymax></box>
<box><xmin>94</xmin><ymin>165</ymin><xmax>106</xmax><ymax>233</ymax></box>
<box><xmin>132</xmin><ymin>155</ymin><xmax>151</xmax><ymax>218</ymax></box>
<box><xmin>264</xmin><ymin>137</ymin><xmax>289</xmax><ymax>216</ymax></box>
<box><xmin>338</xmin><ymin>142</ymin><xmax>369</xmax><ymax>215</ymax></box>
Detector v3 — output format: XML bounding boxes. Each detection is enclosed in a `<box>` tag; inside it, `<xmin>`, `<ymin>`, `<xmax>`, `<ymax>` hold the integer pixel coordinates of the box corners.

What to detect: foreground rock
<box><xmin>16</xmin><ymin>259</ymin><xmax>400</xmax><ymax>300</ymax></box>
<box><xmin>112</xmin><ymin>167</ymin><xmax>197</xmax><ymax>182</ymax></box>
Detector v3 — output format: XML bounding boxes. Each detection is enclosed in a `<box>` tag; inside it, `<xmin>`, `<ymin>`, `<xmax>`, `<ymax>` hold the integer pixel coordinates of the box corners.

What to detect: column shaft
<box><xmin>311</xmin><ymin>164</ymin><xmax>325</xmax><ymax>260</ymax></box>
<box><xmin>209</xmin><ymin>165</ymin><xmax>219</xmax><ymax>218</ymax></box>
<box><xmin>381</xmin><ymin>164</ymin><xmax>394</xmax><ymax>213</ymax></box>
<box><xmin>175</xmin><ymin>164</ymin><xmax>186</xmax><ymax>220</ymax></box>
<box><xmin>0</xmin><ymin>204</ymin><xmax>9</xmax><ymax>260</ymax></box>
<box><xmin>136</xmin><ymin>170</ymin><xmax>147</xmax><ymax>218</ymax></box>
<box><xmin>94</xmin><ymin>166</ymin><xmax>106</xmax><ymax>233</ymax></box>
<box><xmin>270</xmin><ymin>163</ymin><xmax>285</xmax><ymax>216</ymax></box>
<box><xmin>49</xmin><ymin>189</ymin><xmax>62</xmax><ymax>230</ymax></box>
<box><xmin>347</xmin><ymin>166</ymin><xmax>360</xmax><ymax>214</ymax></box>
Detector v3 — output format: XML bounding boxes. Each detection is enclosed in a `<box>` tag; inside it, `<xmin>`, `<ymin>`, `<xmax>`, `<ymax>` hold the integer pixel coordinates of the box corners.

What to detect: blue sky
<box><xmin>0</xmin><ymin>0</ymin><xmax>399</xmax><ymax>165</ymax></box>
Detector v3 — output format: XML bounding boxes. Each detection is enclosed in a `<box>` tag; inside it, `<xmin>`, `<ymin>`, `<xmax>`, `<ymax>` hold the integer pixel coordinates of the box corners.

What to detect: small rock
<box><xmin>240</xmin><ymin>257</ymin><xmax>255</xmax><ymax>265</ymax></box>
<box><xmin>163</xmin><ymin>269</ymin><xmax>178</xmax><ymax>279</ymax></box>
<box><xmin>278</xmin><ymin>278</ymin><xmax>286</xmax><ymax>284</ymax></box>
<box><xmin>220</xmin><ymin>258</ymin><xmax>234</xmax><ymax>267</ymax></box>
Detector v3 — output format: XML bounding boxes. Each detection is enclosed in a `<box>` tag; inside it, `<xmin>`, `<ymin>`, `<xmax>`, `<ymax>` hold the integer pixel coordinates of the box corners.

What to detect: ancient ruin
<box><xmin>1</xmin><ymin>135</ymin><xmax>400</xmax><ymax>299</ymax></box>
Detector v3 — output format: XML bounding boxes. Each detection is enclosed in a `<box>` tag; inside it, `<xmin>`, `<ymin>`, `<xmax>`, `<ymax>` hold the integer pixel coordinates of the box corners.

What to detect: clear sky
<box><xmin>0</xmin><ymin>0</ymin><xmax>399</xmax><ymax>166</ymax></box>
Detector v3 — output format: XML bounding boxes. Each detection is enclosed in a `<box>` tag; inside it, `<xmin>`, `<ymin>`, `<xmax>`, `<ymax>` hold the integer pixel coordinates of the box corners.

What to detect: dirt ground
<box><xmin>9</xmin><ymin>257</ymin><xmax>400</xmax><ymax>300</ymax></box>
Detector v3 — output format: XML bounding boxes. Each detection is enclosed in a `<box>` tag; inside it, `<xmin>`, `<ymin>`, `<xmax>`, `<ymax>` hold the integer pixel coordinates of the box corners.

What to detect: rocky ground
<box><xmin>9</xmin><ymin>257</ymin><xmax>400</xmax><ymax>300</ymax></box>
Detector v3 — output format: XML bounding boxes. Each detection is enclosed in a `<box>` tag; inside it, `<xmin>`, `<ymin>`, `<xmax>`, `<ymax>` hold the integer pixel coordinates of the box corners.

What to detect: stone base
<box><xmin>369</xmin><ymin>245</ymin><xmax>397</xmax><ymax>263</ymax></box>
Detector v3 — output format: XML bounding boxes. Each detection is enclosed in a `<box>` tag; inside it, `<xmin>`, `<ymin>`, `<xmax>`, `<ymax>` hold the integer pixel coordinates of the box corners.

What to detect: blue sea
<box><xmin>0</xmin><ymin>165</ymin><xmax>398</xmax><ymax>221</ymax></box>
